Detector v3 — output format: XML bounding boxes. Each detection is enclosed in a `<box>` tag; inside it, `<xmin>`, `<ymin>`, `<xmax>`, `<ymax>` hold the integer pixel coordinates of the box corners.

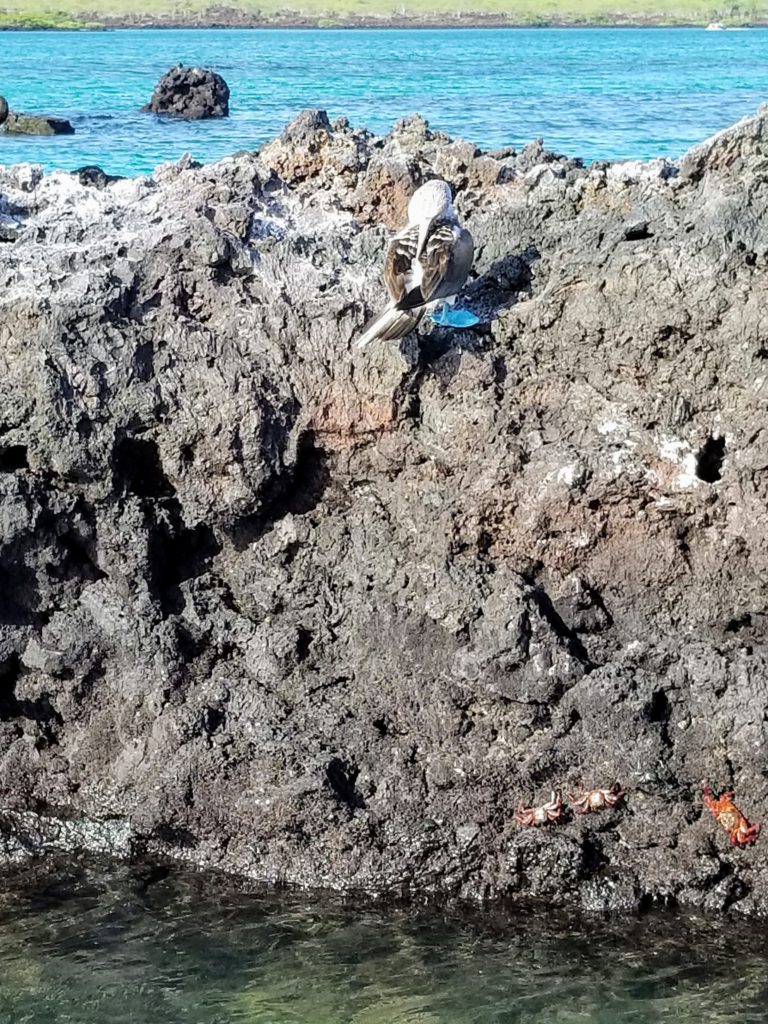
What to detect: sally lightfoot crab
<box><xmin>568</xmin><ymin>782</ymin><xmax>625</xmax><ymax>815</ymax></box>
<box><xmin>703</xmin><ymin>785</ymin><xmax>760</xmax><ymax>847</ymax></box>
<box><xmin>514</xmin><ymin>791</ymin><xmax>563</xmax><ymax>827</ymax></box>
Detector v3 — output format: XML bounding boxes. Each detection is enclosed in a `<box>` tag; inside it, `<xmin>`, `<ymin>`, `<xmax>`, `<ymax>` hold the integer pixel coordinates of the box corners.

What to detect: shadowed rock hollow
<box><xmin>0</xmin><ymin>105</ymin><xmax>767</xmax><ymax>914</ymax></box>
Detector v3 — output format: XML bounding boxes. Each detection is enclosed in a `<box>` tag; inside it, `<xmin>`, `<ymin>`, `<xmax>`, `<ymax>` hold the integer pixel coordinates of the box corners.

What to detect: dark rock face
<box><xmin>0</xmin><ymin>107</ymin><xmax>767</xmax><ymax>914</ymax></box>
<box><xmin>2</xmin><ymin>112</ymin><xmax>75</xmax><ymax>136</ymax></box>
<box><xmin>75</xmin><ymin>166</ymin><xmax>122</xmax><ymax>189</ymax></box>
<box><xmin>142</xmin><ymin>64</ymin><xmax>230</xmax><ymax>119</ymax></box>
<box><xmin>0</xmin><ymin>97</ymin><xmax>8</xmax><ymax>127</ymax></box>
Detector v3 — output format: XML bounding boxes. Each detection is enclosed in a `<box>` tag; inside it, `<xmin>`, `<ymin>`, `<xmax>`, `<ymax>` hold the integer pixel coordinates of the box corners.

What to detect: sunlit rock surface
<box><xmin>0</xmin><ymin>106</ymin><xmax>767</xmax><ymax>914</ymax></box>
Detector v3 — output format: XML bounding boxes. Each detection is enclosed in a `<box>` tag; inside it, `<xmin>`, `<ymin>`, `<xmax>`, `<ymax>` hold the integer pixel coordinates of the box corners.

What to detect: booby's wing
<box><xmin>355</xmin><ymin>224</ymin><xmax>424</xmax><ymax>348</ymax></box>
<box><xmin>356</xmin><ymin>220</ymin><xmax>474</xmax><ymax>350</ymax></box>
<box><xmin>383</xmin><ymin>225</ymin><xmax>421</xmax><ymax>307</ymax></box>
<box><xmin>420</xmin><ymin>224</ymin><xmax>474</xmax><ymax>306</ymax></box>
<box><xmin>385</xmin><ymin>221</ymin><xmax>474</xmax><ymax>312</ymax></box>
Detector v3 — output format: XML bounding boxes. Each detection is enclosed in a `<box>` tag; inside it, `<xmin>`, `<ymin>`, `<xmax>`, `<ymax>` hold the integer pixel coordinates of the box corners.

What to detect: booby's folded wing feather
<box><xmin>387</xmin><ymin>222</ymin><xmax>475</xmax><ymax>312</ymax></box>
<box><xmin>419</xmin><ymin>224</ymin><xmax>462</xmax><ymax>304</ymax></box>
<box><xmin>424</xmin><ymin>225</ymin><xmax>474</xmax><ymax>304</ymax></box>
<box><xmin>383</xmin><ymin>226</ymin><xmax>421</xmax><ymax>306</ymax></box>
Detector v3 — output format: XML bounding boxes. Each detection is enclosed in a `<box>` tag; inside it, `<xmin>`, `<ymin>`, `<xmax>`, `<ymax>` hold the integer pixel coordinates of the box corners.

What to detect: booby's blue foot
<box><xmin>429</xmin><ymin>305</ymin><xmax>480</xmax><ymax>329</ymax></box>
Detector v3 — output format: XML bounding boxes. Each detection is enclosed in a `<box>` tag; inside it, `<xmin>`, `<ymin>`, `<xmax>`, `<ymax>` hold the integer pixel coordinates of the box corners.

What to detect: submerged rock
<box><xmin>142</xmin><ymin>64</ymin><xmax>230</xmax><ymax>119</ymax></box>
<box><xmin>0</xmin><ymin>107</ymin><xmax>768</xmax><ymax>915</ymax></box>
<box><xmin>2</xmin><ymin>111</ymin><xmax>75</xmax><ymax>136</ymax></box>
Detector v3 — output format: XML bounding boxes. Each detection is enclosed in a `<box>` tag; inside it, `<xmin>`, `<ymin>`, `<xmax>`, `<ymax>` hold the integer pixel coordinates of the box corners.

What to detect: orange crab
<box><xmin>568</xmin><ymin>782</ymin><xmax>625</xmax><ymax>815</ymax></box>
<box><xmin>703</xmin><ymin>785</ymin><xmax>760</xmax><ymax>847</ymax></box>
<box><xmin>514</xmin><ymin>791</ymin><xmax>563</xmax><ymax>827</ymax></box>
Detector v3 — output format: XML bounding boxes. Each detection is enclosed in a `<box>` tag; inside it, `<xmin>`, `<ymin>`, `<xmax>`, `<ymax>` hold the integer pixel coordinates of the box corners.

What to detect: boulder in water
<box><xmin>3</xmin><ymin>111</ymin><xmax>75</xmax><ymax>136</ymax></box>
<box><xmin>142</xmin><ymin>64</ymin><xmax>230</xmax><ymax>120</ymax></box>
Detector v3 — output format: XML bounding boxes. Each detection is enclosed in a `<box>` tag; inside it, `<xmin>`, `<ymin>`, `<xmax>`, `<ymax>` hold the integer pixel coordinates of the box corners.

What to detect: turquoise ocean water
<box><xmin>1</xmin><ymin>27</ymin><xmax>767</xmax><ymax>175</ymax></box>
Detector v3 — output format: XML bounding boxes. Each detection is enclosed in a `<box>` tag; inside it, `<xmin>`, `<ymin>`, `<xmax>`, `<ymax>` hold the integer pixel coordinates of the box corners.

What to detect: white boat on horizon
<box><xmin>705</xmin><ymin>21</ymin><xmax>727</xmax><ymax>30</ymax></box>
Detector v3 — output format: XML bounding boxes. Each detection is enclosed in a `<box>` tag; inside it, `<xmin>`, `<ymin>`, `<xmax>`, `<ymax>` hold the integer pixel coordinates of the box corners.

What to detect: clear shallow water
<box><xmin>0</xmin><ymin>862</ymin><xmax>768</xmax><ymax>1023</ymax></box>
<box><xmin>0</xmin><ymin>27</ymin><xmax>767</xmax><ymax>175</ymax></box>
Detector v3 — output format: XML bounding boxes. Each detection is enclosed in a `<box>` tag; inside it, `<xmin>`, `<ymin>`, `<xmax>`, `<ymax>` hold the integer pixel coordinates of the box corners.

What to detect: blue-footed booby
<box><xmin>356</xmin><ymin>179</ymin><xmax>475</xmax><ymax>349</ymax></box>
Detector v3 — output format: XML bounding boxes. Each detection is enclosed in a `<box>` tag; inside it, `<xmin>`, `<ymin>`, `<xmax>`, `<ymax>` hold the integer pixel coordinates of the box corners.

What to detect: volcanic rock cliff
<box><xmin>0</xmin><ymin>106</ymin><xmax>767</xmax><ymax>914</ymax></box>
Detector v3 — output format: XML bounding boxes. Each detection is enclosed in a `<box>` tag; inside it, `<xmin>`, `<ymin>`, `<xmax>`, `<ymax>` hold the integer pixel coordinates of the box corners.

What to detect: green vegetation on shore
<box><xmin>0</xmin><ymin>0</ymin><xmax>764</xmax><ymax>29</ymax></box>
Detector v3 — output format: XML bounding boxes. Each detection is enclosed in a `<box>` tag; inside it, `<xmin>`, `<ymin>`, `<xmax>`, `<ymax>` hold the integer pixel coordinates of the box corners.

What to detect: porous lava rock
<box><xmin>142</xmin><ymin>64</ymin><xmax>230</xmax><ymax>119</ymax></box>
<box><xmin>0</xmin><ymin>107</ymin><xmax>767</xmax><ymax>916</ymax></box>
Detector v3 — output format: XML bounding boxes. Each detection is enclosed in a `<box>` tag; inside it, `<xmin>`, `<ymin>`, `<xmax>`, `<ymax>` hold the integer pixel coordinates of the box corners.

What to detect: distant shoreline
<box><xmin>0</xmin><ymin>14</ymin><xmax>763</xmax><ymax>31</ymax></box>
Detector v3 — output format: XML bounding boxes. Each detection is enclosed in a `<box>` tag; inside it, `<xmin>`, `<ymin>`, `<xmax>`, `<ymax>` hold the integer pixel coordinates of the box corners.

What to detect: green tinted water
<box><xmin>0</xmin><ymin>861</ymin><xmax>765</xmax><ymax>1024</ymax></box>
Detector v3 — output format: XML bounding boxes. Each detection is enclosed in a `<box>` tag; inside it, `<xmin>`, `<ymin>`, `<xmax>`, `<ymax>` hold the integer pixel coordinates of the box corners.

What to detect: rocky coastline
<box><xmin>1</xmin><ymin>8</ymin><xmax>765</xmax><ymax>29</ymax></box>
<box><xmin>1</xmin><ymin>12</ymin><xmax>765</xmax><ymax>29</ymax></box>
<box><xmin>1</xmin><ymin>105</ymin><xmax>767</xmax><ymax>915</ymax></box>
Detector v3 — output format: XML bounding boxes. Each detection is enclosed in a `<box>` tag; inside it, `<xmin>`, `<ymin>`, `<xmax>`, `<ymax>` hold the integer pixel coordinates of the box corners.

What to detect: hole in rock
<box><xmin>151</xmin><ymin>824</ymin><xmax>198</xmax><ymax>849</ymax></box>
<box><xmin>150</xmin><ymin>521</ymin><xmax>221</xmax><ymax>618</ymax></box>
<box><xmin>648</xmin><ymin>689</ymin><xmax>671</xmax><ymax>723</ymax></box>
<box><xmin>638</xmin><ymin>894</ymin><xmax>655</xmax><ymax>915</ymax></box>
<box><xmin>0</xmin><ymin>562</ymin><xmax>44</xmax><ymax>627</ymax></box>
<box><xmin>695</xmin><ymin>436</ymin><xmax>725</xmax><ymax>483</ymax></box>
<box><xmin>580</xmin><ymin>836</ymin><xmax>607</xmax><ymax>874</ymax></box>
<box><xmin>113</xmin><ymin>436</ymin><xmax>174</xmax><ymax>498</ymax></box>
<box><xmin>476</xmin><ymin>530</ymin><xmax>493</xmax><ymax>556</ymax></box>
<box><xmin>295</xmin><ymin>626</ymin><xmax>313</xmax><ymax>663</ymax></box>
<box><xmin>48</xmin><ymin>527</ymin><xmax>106</xmax><ymax>585</ymax></box>
<box><xmin>285</xmin><ymin>431</ymin><xmax>331</xmax><ymax>516</ymax></box>
<box><xmin>202</xmin><ymin>706</ymin><xmax>225</xmax><ymax>735</ymax></box>
<box><xmin>623</xmin><ymin>221</ymin><xmax>653</xmax><ymax>241</ymax></box>
<box><xmin>0</xmin><ymin>445</ymin><xmax>28</xmax><ymax>472</ymax></box>
<box><xmin>725</xmin><ymin>614</ymin><xmax>752</xmax><ymax>633</ymax></box>
<box><xmin>0</xmin><ymin>654</ymin><xmax>21</xmax><ymax>720</ymax></box>
<box><xmin>132</xmin><ymin>342</ymin><xmax>155</xmax><ymax>383</ymax></box>
<box><xmin>326</xmin><ymin>758</ymin><xmax>364</xmax><ymax>809</ymax></box>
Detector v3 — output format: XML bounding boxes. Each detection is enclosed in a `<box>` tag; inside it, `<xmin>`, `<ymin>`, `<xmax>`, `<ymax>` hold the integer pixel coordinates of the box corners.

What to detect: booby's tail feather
<box><xmin>355</xmin><ymin>304</ymin><xmax>424</xmax><ymax>349</ymax></box>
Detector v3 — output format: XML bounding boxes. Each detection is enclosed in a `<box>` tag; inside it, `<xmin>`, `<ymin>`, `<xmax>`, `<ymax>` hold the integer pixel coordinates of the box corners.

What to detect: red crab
<box><xmin>514</xmin><ymin>791</ymin><xmax>563</xmax><ymax>827</ymax></box>
<box><xmin>568</xmin><ymin>782</ymin><xmax>625</xmax><ymax>815</ymax></box>
<box><xmin>703</xmin><ymin>785</ymin><xmax>760</xmax><ymax>847</ymax></box>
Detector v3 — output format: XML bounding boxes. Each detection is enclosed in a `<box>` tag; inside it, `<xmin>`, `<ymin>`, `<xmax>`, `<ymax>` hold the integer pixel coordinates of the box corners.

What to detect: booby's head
<box><xmin>0</xmin><ymin>97</ymin><xmax>8</xmax><ymax>127</ymax></box>
<box><xmin>407</xmin><ymin>179</ymin><xmax>454</xmax><ymax>226</ymax></box>
<box><xmin>407</xmin><ymin>179</ymin><xmax>454</xmax><ymax>258</ymax></box>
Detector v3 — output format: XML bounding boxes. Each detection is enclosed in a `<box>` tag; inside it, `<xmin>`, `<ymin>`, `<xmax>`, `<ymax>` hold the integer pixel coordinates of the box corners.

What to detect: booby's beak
<box><xmin>416</xmin><ymin>216</ymin><xmax>434</xmax><ymax>259</ymax></box>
